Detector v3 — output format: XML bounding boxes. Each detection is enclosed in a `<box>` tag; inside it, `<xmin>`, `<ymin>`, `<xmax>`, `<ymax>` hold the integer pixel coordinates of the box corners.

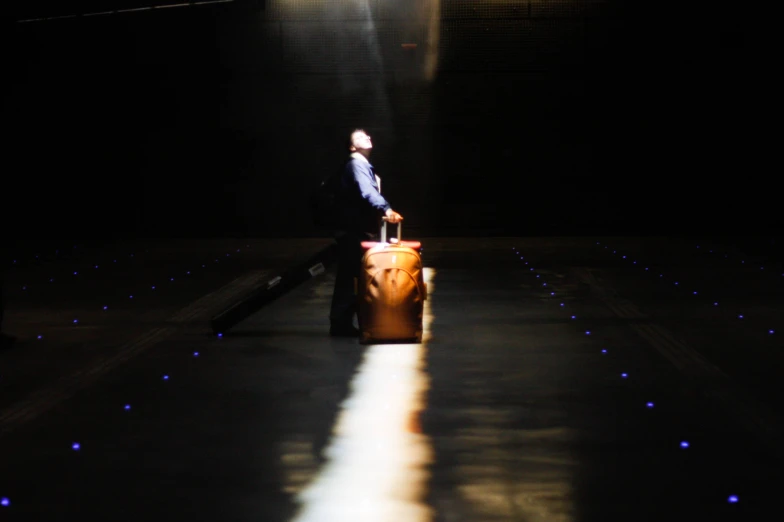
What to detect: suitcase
<box><xmin>210</xmin><ymin>242</ymin><xmax>338</xmax><ymax>335</ymax></box>
<box><xmin>356</xmin><ymin>220</ymin><xmax>427</xmax><ymax>344</ymax></box>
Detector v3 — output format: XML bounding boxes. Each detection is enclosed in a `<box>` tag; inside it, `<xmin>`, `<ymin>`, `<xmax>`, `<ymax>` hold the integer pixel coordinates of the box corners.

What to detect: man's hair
<box><xmin>348</xmin><ymin>128</ymin><xmax>366</xmax><ymax>150</ymax></box>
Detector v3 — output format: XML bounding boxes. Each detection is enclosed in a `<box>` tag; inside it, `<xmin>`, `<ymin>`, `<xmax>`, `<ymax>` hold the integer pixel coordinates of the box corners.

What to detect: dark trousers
<box><xmin>0</xmin><ymin>244</ymin><xmax>9</xmax><ymax>335</ymax></box>
<box><xmin>329</xmin><ymin>231</ymin><xmax>372</xmax><ymax>326</ymax></box>
<box><xmin>0</xmin><ymin>276</ymin><xmax>4</xmax><ymax>333</ymax></box>
<box><xmin>0</xmin><ymin>258</ymin><xmax>5</xmax><ymax>334</ymax></box>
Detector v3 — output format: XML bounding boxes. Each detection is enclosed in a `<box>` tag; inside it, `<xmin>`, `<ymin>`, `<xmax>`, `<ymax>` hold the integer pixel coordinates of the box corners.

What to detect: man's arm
<box><xmin>351</xmin><ymin>161</ymin><xmax>391</xmax><ymax>213</ymax></box>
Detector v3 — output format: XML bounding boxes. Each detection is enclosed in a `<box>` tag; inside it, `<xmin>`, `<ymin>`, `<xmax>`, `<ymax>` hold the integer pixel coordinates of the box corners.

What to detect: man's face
<box><xmin>352</xmin><ymin>132</ymin><xmax>373</xmax><ymax>152</ymax></box>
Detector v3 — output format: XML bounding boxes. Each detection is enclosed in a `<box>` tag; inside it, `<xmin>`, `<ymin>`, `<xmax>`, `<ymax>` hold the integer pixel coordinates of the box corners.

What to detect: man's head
<box><xmin>349</xmin><ymin>129</ymin><xmax>373</xmax><ymax>158</ymax></box>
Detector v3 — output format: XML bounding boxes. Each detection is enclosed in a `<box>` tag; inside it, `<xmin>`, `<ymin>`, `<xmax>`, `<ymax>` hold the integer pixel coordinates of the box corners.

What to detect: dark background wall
<box><xmin>4</xmin><ymin>0</ymin><xmax>774</xmax><ymax>239</ymax></box>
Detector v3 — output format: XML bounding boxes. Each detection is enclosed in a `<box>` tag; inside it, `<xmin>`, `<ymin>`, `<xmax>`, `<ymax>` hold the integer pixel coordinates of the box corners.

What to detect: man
<box><xmin>329</xmin><ymin>129</ymin><xmax>403</xmax><ymax>337</ymax></box>
<box><xmin>0</xmin><ymin>254</ymin><xmax>15</xmax><ymax>350</ymax></box>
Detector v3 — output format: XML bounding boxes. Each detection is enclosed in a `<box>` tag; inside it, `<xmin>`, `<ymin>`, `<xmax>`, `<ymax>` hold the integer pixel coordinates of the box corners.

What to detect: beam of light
<box><xmin>341</xmin><ymin>0</ymin><xmax>393</xmax><ymax>129</ymax></box>
<box><xmin>288</xmin><ymin>267</ymin><xmax>436</xmax><ymax>522</ymax></box>
<box><xmin>423</xmin><ymin>0</ymin><xmax>441</xmax><ymax>82</ymax></box>
<box><xmin>278</xmin><ymin>0</ymin><xmax>394</xmax><ymax>129</ymax></box>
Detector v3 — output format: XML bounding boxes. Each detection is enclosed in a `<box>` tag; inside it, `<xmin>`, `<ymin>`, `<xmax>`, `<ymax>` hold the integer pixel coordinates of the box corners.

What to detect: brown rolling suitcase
<box><xmin>356</xmin><ymin>220</ymin><xmax>427</xmax><ymax>344</ymax></box>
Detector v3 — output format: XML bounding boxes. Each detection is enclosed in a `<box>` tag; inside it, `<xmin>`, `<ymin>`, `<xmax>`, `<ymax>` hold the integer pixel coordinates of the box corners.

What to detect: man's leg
<box><xmin>0</xmin><ymin>272</ymin><xmax>14</xmax><ymax>349</ymax></box>
<box><xmin>0</xmin><ymin>247</ymin><xmax>4</xmax><ymax>333</ymax></box>
<box><xmin>0</xmin><ymin>240</ymin><xmax>13</xmax><ymax>349</ymax></box>
<box><xmin>329</xmin><ymin>233</ymin><xmax>364</xmax><ymax>335</ymax></box>
<box><xmin>0</xmin><ymin>275</ymin><xmax>4</xmax><ymax>331</ymax></box>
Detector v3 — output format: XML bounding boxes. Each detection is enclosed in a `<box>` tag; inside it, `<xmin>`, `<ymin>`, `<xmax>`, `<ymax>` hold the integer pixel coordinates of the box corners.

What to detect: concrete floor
<box><xmin>0</xmin><ymin>237</ymin><xmax>782</xmax><ymax>521</ymax></box>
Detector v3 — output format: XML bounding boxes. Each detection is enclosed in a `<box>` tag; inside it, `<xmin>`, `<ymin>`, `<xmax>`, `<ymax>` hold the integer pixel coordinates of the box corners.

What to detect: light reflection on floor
<box><xmin>288</xmin><ymin>268</ymin><xmax>436</xmax><ymax>522</ymax></box>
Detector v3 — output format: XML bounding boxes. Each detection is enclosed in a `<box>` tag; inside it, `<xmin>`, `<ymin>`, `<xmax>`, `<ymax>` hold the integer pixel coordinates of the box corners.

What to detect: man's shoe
<box><xmin>330</xmin><ymin>324</ymin><xmax>360</xmax><ymax>337</ymax></box>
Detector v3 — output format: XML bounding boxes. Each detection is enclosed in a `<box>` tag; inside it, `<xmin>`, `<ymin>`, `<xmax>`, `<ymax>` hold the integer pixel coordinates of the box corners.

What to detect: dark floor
<box><xmin>1</xmin><ymin>236</ymin><xmax>782</xmax><ymax>521</ymax></box>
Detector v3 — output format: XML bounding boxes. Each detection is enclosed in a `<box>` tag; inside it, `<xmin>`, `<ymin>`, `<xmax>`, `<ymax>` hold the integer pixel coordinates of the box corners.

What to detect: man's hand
<box><xmin>384</xmin><ymin>210</ymin><xmax>404</xmax><ymax>224</ymax></box>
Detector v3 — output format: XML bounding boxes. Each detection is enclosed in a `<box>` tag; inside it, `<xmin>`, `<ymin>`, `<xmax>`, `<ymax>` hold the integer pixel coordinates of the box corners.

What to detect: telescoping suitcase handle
<box><xmin>369</xmin><ymin>218</ymin><xmax>420</xmax><ymax>252</ymax></box>
<box><xmin>380</xmin><ymin>217</ymin><xmax>401</xmax><ymax>244</ymax></box>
